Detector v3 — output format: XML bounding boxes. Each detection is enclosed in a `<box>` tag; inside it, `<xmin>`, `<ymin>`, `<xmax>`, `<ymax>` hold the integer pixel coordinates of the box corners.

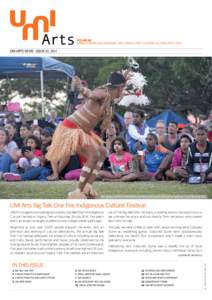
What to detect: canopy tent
<box><xmin>0</xmin><ymin>57</ymin><xmax>75</xmax><ymax>117</ymax></box>
<box><xmin>147</xmin><ymin>109</ymin><xmax>188</xmax><ymax>128</ymax></box>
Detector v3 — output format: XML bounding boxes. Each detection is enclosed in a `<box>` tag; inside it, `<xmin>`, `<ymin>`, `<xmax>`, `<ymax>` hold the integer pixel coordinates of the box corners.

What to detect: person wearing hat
<box><xmin>46</xmin><ymin>72</ymin><xmax>127</xmax><ymax>198</ymax></box>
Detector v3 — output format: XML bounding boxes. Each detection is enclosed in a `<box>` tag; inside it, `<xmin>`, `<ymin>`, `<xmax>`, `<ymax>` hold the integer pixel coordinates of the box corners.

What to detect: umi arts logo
<box><xmin>9</xmin><ymin>10</ymin><xmax>74</xmax><ymax>45</ymax></box>
<box><xmin>10</xmin><ymin>10</ymin><xmax>56</xmax><ymax>40</ymax></box>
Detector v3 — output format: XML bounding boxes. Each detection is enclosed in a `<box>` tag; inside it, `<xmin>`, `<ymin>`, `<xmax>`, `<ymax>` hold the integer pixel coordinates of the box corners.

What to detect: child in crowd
<box><xmin>16</xmin><ymin>146</ymin><xmax>41</xmax><ymax>172</ymax></box>
<box><xmin>3</xmin><ymin>135</ymin><xmax>42</xmax><ymax>181</ymax></box>
<box><xmin>166</xmin><ymin>134</ymin><xmax>193</xmax><ymax>181</ymax></box>
<box><xmin>25</xmin><ymin>135</ymin><xmax>42</xmax><ymax>157</ymax></box>
<box><xmin>99</xmin><ymin>137</ymin><xmax>133</xmax><ymax>181</ymax></box>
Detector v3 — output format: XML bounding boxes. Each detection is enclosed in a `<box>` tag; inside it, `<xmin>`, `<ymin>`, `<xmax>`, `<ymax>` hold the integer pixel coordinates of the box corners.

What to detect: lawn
<box><xmin>0</xmin><ymin>181</ymin><xmax>211</xmax><ymax>199</ymax></box>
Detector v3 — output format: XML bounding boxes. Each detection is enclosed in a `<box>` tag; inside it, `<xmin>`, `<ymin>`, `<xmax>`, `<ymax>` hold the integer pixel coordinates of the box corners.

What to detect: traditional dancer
<box><xmin>46</xmin><ymin>72</ymin><xmax>126</xmax><ymax>198</ymax></box>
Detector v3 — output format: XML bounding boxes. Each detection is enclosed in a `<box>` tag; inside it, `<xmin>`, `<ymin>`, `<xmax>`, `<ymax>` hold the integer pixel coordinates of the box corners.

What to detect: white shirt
<box><xmin>128</xmin><ymin>123</ymin><xmax>150</xmax><ymax>144</ymax></box>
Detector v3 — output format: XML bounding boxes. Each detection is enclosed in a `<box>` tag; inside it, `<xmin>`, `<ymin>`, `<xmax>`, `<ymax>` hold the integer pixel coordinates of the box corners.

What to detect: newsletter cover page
<box><xmin>0</xmin><ymin>1</ymin><xmax>212</xmax><ymax>300</ymax></box>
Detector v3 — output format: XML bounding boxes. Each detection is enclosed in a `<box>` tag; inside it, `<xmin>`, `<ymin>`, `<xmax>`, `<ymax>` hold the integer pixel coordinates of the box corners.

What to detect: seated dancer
<box><xmin>46</xmin><ymin>72</ymin><xmax>126</xmax><ymax>198</ymax></box>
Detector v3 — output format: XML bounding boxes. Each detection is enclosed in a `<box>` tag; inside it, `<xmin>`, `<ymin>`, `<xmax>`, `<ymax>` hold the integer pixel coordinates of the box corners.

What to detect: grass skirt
<box><xmin>46</xmin><ymin>123</ymin><xmax>103</xmax><ymax>162</ymax></box>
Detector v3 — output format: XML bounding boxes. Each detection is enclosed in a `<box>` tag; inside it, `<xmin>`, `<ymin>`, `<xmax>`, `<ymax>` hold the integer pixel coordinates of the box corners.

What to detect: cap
<box><xmin>107</xmin><ymin>72</ymin><xmax>126</xmax><ymax>86</ymax></box>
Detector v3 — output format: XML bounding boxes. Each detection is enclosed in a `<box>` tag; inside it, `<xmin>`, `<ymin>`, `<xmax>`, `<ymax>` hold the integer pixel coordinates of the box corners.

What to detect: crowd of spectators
<box><xmin>0</xmin><ymin>106</ymin><xmax>212</xmax><ymax>184</ymax></box>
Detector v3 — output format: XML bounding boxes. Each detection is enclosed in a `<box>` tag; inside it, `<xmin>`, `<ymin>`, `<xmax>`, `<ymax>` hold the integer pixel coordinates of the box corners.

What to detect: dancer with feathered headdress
<box><xmin>46</xmin><ymin>72</ymin><xmax>127</xmax><ymax>198</ymax></box>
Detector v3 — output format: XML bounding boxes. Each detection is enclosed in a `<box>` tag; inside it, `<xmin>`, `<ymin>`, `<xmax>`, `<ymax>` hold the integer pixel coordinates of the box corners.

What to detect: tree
<box><xmin>1</xmin><ymin>57</ymin><xmax>211</xmax><ymax>117</ymax></box>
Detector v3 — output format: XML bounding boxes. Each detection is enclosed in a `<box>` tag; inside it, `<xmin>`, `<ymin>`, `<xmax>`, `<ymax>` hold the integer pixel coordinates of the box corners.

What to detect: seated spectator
<box><xmin>47</xmin><ymin>110</ymin><xmax>61</xmax><ymax>127</ymax></box>
<box><xmin>32</xmin><ymin>126</ymin><xmax>42</xmax><ymax>139</ymax></box>
<box><xmin>4</xmin><ymin>123</ymin><xmax>18</xmax><ymax>150</ymax></box>
<box><xmin>100</xmin><ymin>122</ymin><xmax>118</xmax><ymax>173</ymax></box>
<box><xmin>0</xmin><ymin>127</ymin><xmax>9</xmax><ymax>156</ymax></box>
<box><xmin>166</xmin><ymin>134</ymin><xmax>193</xmax><ymax>181</ymax></box>
<box><xmin>99</xmin><ymin>137</ymin><xmax>133</xmax><ymax>181</ymax></box>
<box><xmin>0</xmin><ymin>127</ymin><xmax>9</xmax><ymax>179</ymax></box>
<box><xmin>120</xmin><ymin>111</ymin><xmax>133</xmax><ymax>148</ymax></box>
<box><xmin>19</xmin><ymin>146</ymin><xmax>41</xmax><ymax>169</ymax></box>
<box><xmin>123</xmin><ymin>133</ymin><xmax>173</xmax><ymax>181</ymax></box>
<box><xmin>104</xmin><ymin>122</ymin><xmax>117</xmax><ymax>152</ymax></box>
<box><xmin>3</xmin><ymin>135</ymin><xmax>42</xmax><ymax>180</ymax></box>
<box><xmin>3</xmin><ymin>129</ymin><xmax>53</xmax><ymax>181</ymax></box>
<box><xmin>0</xmin><ymin>148</ymin><xmax>21</xmax><ymax>179</ymax></box>
<box><xmin>4</xmin><ymin>146</ymin><xmax>41</xmax><ymax>178</ymax></box>
<box><xmin>127</xmin><ymin>109</ymin><xmax>150</xmax><ymax>154</ymax></box>
<box><xmin>19</xmin><ymin>124</ymin><xmax>31</xmax><ymax>148</ymax></box>
<box><xmin>162</xmin><ymin>121</ymin><xmax>179</xmax><ymax>151</ymax></box>
<box><xmin>155</xmin><ymin>120</ymin><xmax>167</xmax><ymax>144</ymax></box>
<box><xmin>0</xmin><ymin>125</ymin><xmax>19</xmax><ymax>177</ymax></box>
<box><xmin>40</xmin><ymin>127</ymin><xmax>54</xmax><ymax>153</ymax></box>
<box><xmin>16</xmin><ymin>135</ymin><xmax>42</xmax><ymax>170</ymax></box>
<box><xmin>186</xmin><ymin>126</ymin><xmax>212</xmax><ymax>183</ymax></box>
<box><xmin>25</xmin><ymin>135</ymin><xmax>42</xmax><ymax>157</ymax></box>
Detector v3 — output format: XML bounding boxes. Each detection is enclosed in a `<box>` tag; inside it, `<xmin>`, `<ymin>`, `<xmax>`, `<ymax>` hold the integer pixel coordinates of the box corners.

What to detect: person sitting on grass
<box><xmin>0</xmin><ymin>127</ymin><xmax>10</xmax><ymax>179</ymax></box>
<box><xmin>166</xmin><ymin>133</ymin><xmax>193</xmax><ymax>181</ymax></box>
<box><xmin>3</xmin><ymin>130</ymin><xmax>52</xmax><ymax>182</ymax></box>
<box><xmin>4</xmin><ymin>122</ymin><xmax>21</xmax><ymax>149</ymax></box>
<box><xmin>3</xmin><ymin>135</ymin><xmax>42</xmax><ymax>181</ymax></box>
<box><xmin>3</xmin><ymin>146</ymin><xmax>40</xmax><ymax>180</ymax></box>
<box><xmin>121</xmin><ymin>133</ymin><xmax>173</xmax><ymax>181</ymax></box>
<box><xmin>186</xmin><ymin>126</ymin><xmax>212</xmax><ymax>183</ymax></box>
<box><xmin>99</xmin><ymin>137</ymin><xmax>133</xmax><ymax>181</ymax></box>
<box><xmin>0</xmin><ymin>125</ymin><xmax>20</xmax><ymax>179</ymax></box>
<box><xmin>0</xmin><ymin>127</ymin><xmax>9</xmax><ymax>156</ymax></box>
<box><xmin>25</xmin><ymin>135</ymin><xmax>42</xmax><ymax>157</ymax></box>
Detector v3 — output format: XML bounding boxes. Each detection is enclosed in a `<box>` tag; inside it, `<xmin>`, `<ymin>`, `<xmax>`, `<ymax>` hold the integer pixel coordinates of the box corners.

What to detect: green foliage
<box><xmin>60</xmin><ymin>57</ymin><xmax>125</xmax><ymax>87</ymax></box>
<box><xmin>0</xmin><ymin>57</ymin><xmax>212</xmax><ymax>115</ymax></box>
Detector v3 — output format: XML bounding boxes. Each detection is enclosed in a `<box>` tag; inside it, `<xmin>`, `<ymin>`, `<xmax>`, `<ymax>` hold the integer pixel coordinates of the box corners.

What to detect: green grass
<box><xmin>0</xmin><ymin>181</ymin><xmax>211</xmax><ymax>199</ymax></box>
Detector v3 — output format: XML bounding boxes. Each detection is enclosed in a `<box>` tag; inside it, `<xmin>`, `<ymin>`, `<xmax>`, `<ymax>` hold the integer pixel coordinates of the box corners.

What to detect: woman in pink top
<box><xmin>166</xmin><ymin>134</ymin><xmax>193</xmax><ymax>180</ymax></box>
<box><xmin>99</xmin><ymin>137</ymin><xmax>133</xmax><ymax>181</ymax></box>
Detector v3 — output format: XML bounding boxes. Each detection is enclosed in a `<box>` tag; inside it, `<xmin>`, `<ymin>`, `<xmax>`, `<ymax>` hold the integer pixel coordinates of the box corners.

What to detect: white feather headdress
<box><xmin>119</xmin><ymin>58</ymin><xmax>150</xmax><ymax>107</ymax></box>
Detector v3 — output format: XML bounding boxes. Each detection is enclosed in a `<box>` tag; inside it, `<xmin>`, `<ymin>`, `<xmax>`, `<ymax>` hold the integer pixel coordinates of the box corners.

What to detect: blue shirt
<box><xmin>144</xmin><ymin>146</ymin><xmax>167</xmax><ymax>173</ymax></box>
